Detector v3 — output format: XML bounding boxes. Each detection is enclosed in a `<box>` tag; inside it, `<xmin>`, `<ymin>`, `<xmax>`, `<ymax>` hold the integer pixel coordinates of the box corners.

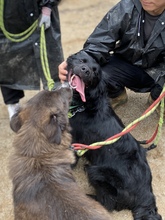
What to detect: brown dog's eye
<box><xmin>51</xmin><ymin>114</ymin><xmax>57</xmax><ymax>122</ymax></box>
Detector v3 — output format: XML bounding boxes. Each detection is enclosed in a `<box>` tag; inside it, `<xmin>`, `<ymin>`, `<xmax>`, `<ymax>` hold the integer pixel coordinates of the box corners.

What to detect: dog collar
<box><xmin>68</xmin><ymin>105</ymin><xmax>85</xmax><ymax>118</ymax></box>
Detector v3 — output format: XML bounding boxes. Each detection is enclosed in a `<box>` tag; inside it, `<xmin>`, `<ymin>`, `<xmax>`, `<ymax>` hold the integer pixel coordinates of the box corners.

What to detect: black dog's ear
<box><xmin>10</xmin><ymin>112</ymin><xmax>22</xmax><ymax>133</ymax></box>
<box><xmin>42</xmin><ymin>116</ymin><xmax>62</xmax><ymax>144</ymax></box>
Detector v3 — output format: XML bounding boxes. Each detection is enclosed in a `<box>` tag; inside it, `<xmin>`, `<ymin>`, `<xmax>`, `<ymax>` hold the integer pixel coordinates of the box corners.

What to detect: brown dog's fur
<box><xmin>9</xmin><ymin>87</ymin><xmax>111</xmax><ymax>220</ymax></box>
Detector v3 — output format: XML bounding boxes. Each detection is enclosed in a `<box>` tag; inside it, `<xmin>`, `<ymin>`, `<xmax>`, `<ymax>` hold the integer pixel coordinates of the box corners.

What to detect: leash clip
<box><xmin>69</xmin><ymin>105</ymin><xmax>85</xmax><ymax>118</ymax></box>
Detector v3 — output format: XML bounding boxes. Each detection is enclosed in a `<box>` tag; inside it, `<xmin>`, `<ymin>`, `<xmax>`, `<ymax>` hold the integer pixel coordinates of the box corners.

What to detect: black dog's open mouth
<box><xmin>68</xmin><ymin>71</ymin><xmax>86</xmax><ymax>102</ymax></box>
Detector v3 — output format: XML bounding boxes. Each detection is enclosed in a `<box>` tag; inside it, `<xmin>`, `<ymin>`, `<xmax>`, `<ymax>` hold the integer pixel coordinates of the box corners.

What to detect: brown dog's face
<box><xmin>67</xmin><ymin>51</ymin><xmax>101</xmax><ymax>102</ymax></box>
<box><xmin>10</xmin><ymin>87</ymin><xmax>72</xmax><ymax>144</ymax></box>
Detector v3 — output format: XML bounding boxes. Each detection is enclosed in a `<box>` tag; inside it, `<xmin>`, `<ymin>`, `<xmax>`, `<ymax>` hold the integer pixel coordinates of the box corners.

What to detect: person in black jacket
<box><xmin>59</xmin><ymin>0</ymin><xmax>165</xmax><ymax>112</ymax></box>
<box><xmin>0</xmin><ymin>0</ymin><xmax>63</xmax><ymax>119</ymax></box>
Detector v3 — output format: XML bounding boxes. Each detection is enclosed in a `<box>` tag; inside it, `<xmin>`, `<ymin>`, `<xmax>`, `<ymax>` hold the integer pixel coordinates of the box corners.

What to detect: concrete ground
<box><xmin>0</xmin><ymin>0</ymin><xmax>164</xmax><ymax>219</ymax></box>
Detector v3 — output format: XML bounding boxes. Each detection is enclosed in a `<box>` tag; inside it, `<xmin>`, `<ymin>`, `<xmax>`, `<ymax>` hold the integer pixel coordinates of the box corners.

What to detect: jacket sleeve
<box><xmin>39</xmin><ymin>0</ymin><xmax>60</xmax><ymax>8</ymax></box>
<box><xmin>83</xmin><ymin>0</ymin><xmax>133</xmax><ymax>65</ymax></box>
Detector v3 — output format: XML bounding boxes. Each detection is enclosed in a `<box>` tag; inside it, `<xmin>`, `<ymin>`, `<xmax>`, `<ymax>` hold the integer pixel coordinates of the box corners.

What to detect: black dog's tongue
<box><xmin>69</xmin><ymin>74</ymin><xmax>86</xmax><ymax>102</ymax></box>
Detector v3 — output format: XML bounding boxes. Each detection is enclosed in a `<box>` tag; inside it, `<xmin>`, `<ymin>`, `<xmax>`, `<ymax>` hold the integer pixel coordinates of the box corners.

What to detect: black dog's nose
<box><xmin>81</xmin><ymin>65</ymin><xmax>90</xmax><ymax>75</ymax></box>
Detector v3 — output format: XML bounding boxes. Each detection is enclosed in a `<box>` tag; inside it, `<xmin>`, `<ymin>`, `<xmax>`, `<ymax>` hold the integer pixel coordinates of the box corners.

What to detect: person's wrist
<box><xmin>42</xmin><ymin>7</ymin><xmax>51</xmax><ymax>16</ymax></box>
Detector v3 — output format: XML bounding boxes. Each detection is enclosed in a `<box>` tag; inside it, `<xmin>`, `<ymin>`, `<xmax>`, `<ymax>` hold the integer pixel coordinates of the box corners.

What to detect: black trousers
<box><xmin>1</xmin><ymin>86</ymin><xmax>24</xmax><ymax>104</ymax></box>
<box><xmin>102</xmin><ymin>56</ymin><xmax>162</xmax><ymax>100</ymax></box>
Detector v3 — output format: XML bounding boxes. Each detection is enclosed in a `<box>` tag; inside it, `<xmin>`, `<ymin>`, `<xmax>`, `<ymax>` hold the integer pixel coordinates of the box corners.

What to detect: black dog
<box><xmin>67</xmin><ymin>51</ymin><xmax>162</xmax><ymax>220</ymax></box>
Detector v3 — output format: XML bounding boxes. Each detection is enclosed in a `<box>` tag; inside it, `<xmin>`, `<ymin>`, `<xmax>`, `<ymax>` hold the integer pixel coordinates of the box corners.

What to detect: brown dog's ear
<box><xmin>59</xmin><ymin>87</ymin><xmax>72</xmax><ymax>103</ymax></box>
<box><xmin>43</xmin><ymin>116</ymin><xmax>62</xmax><ymax>144</ymax></box>
<box><xmin>10</xmin><ymin>113</ymin><xmax>22</xmax><ymax>132</ymax></box>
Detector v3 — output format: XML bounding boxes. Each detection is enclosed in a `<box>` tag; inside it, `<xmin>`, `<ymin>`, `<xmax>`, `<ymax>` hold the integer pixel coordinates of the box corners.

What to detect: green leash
<box><xmin>40</xmin><ymin>25</ymin><xmax>55</xmax><ymax>91</ymax></box>
<box><xmin>0</xmin><ymin>0</ymin><xmax>55</xmax><ymax>91</ymax></box>
<box><xmin>75</xmin><ymin>85</ymin><xmax>165</xmax><ymax>157</ymax></box>
<box><xmin>0</xmin><ymin>0</ymin><xmax>38</xmax><ymax>42</ymax></box>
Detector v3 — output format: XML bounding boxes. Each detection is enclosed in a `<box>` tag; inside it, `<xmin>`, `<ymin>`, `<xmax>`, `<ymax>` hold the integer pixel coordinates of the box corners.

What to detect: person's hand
<box><xmin>38</xmin><ymin>7</ymin><xmax>51</xmax><ymax>30</ymax></box>
<box><xmin>58</xmin><ymin>61</ymin><xmax>68</xmax><ymax>83</ymax></box>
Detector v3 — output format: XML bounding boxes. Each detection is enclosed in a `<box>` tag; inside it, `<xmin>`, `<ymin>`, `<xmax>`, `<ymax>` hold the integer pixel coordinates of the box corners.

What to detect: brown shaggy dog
<box><xmin>9</xmin><ymin>87</ymin><xmax>111</xmax><ymax>220</ymax></box>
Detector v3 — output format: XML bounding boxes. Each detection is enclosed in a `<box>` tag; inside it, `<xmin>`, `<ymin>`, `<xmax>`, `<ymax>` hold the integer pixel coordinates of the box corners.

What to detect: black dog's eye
<box><xmin>93</xmin><ymin>67</ymin><xmax>97</xmax><ymax>72</ymax></box>
<box><xmin>80</xmin><ymin>59</ymin><xmax>87</xmax><ymax>63</ymax></box>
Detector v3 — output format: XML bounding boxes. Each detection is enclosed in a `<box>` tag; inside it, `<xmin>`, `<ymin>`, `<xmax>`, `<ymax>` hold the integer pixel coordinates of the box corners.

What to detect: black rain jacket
<box><xmin>0</xmin><ymin>0</ymin><xmax>63</xmax><ymax>90</ymax></box>
<box><xmin>83</xmin><ymin>0</ymin><xmax>165</xmax><ymax>86</ymax></box>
